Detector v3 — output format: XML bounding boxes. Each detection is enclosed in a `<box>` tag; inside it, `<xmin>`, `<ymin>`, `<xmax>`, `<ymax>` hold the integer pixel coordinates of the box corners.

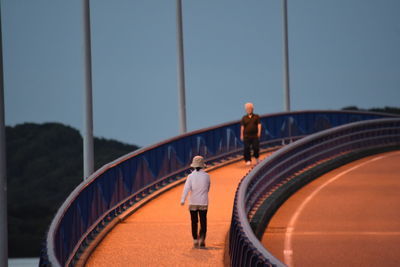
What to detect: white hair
<box><xmin>244</xmin><ymin>102</ymin><xmax>254</xmax><ymax>109</ymax></box>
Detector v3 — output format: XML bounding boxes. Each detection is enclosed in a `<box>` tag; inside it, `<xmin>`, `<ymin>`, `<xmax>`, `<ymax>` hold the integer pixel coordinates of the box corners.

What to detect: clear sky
<box><xmin>2</xmin><ymin>0</ymin><xmax>400</xmax><ymax>147</ymax></box>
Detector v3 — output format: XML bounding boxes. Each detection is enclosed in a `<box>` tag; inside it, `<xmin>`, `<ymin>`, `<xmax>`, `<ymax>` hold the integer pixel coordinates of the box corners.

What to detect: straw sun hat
<box><xmin>190</xmin><ymin>155</ymin><xmax>206</xmax><ymax>168</ymax></box>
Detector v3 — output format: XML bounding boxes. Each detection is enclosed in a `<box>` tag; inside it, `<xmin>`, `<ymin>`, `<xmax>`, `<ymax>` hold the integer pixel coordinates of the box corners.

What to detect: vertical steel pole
<box><xmin>176</xmin><ymin>0</ymin><xmax>187</xmax><ymax>134</ymax></box>
<box><xmin>282</xmin><ymin>0</ymin><xmax>291</xmax><ymax>112</ymax></box>
<box><xmin>0</xmin><ymin>2</ymin><xmax>8</xmax><ymax>265</ymax></box>
<box><xmin>82</xmin><ymin>0</ymin><xmax>94</xmax><ymax>179</ymax></box>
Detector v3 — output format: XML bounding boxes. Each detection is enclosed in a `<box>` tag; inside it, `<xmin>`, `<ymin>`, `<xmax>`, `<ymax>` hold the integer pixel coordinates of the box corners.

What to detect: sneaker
<box><xmin>199</xmin><ymin>237</ymin><xmax>205</xmax><ymax>248</ymax></box>
<box><xmin>245</xmin><ymin>161</ymin><xmax>251</xmax><ymax>166</ymax></box>
<box><xmin>193</xmin><ymin>239</ymin><xmax>199</xmax><ymax>248</ymax></box>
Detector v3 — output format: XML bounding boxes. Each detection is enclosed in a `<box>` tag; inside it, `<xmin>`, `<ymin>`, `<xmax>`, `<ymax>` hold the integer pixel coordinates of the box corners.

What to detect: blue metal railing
<box><xmin>229</xmin><ymin>118</ymin><xmax>400</xmax><ymax>267</ymax></box>
<box><xmin>40</xmin><ymin>110</ymin><xmax>393</xmax><ymax>266</ymax></box>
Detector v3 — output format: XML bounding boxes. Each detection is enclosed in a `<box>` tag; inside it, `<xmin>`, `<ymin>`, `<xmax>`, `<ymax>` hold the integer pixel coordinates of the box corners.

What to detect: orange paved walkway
<box><xmin>262</xmin><ymin>151</ymin><xmax>400</xmax><ymax>267</ymax></box>
<box><xmin>86</xmin><ymin>154</ymin><xmax>270</xmax><ymax>267</ymax></box>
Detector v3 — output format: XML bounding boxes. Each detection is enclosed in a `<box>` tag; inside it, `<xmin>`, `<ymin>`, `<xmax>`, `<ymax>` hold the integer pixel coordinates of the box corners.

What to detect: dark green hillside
<box><xmin>6</xmin><ymin>122</ymin><xmax>138</xmax><ymax>257</ymax></box>
<box><xmin>342</xmin><ymin>106</ymin><xmax>400</xmax><ymax>115</ymax></box>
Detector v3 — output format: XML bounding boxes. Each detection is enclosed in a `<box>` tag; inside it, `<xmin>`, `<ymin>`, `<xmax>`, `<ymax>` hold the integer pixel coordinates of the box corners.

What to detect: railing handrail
<box><xmin>231</xmin><ymin>118</ymin><xmax>400</xmax><ymax>266</ymax></box>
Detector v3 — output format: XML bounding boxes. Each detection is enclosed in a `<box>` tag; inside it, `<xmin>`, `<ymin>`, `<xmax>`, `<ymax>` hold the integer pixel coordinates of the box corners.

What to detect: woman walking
<box><xmin>180</xmin><ymin>155</ymin><xmax>211</xmax><ymax>248</ymax></box>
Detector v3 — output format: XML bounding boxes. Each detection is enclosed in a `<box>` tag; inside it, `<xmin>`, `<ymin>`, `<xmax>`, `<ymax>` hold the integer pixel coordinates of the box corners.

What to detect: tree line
<box><xmin>6</xmin><ymin>122</ymin><xmax>138</xmax><ymax>257</ymax></box>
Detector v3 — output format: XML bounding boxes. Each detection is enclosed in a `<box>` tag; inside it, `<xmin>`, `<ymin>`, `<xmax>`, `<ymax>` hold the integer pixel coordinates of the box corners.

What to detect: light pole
<box><xmin>176</xmin><ymin>0</ymin><xmax>187</xmax><ymax>134</ymax></box>
<box><xmin>282</xmin><ymin>0</ymin><xmax>291</xmax><ymax>112</ymax></box>
<box><xmin>0</xmin><ymin>2</ymin><xmax>8</xmax><ymax>265</ymax></box>
<box><xmin>82</xmin><ymin>0</ymin><xmax>94</xmax><ymax>179</ymax></box>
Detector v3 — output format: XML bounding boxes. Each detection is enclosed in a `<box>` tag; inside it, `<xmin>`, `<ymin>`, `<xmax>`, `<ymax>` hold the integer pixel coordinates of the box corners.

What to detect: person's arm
<box><xmin>180</xmin><ymin>177</ymin><xmax>191</xmax><ymax>205</ymax></box>
<box><xmin>257</xmin><ymin>123</ymin><xmax>262</xmax><ymax>139</ymax></box>
<box><xmin>240</xmin><ymin>125</ymin><xmax>244</xmax><ymax>141</ymax></box>
<box><xmin>207</xmin><ymin>174</ymin><xmax>210</xmax><ymax>192</ymax></box>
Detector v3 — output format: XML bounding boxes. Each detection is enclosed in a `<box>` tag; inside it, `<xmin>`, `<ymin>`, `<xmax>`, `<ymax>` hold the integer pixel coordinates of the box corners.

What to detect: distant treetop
<box><xmin>342</xmin><ymin>106</ymin><xmax>400</xmax><ymax>116</ymax></box>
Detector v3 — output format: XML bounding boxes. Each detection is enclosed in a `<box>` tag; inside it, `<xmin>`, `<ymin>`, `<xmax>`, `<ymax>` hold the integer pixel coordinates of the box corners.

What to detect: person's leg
<box><xmin>252</xmin><ymin>138</ymin><xmax>260</xmax><ymax>161</ymax></box>
<box><xmin>190</xmin><ymin>210</ymin><xmax>199</xmax><ymax>242</ymax></box>
<box><xmin>243</xmin><ymin>138</ymin><xmax>251</xmax><ymax>163</ymax></box>
<box><xmin>198</xmin><ymin>210</ymin><xmax>208</xmax><ymax>247</ymax></box>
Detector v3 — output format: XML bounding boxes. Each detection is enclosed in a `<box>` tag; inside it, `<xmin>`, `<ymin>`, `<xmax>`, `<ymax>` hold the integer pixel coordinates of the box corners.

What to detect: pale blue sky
<box><xmin>2</xmin><ymin>0</ymin><xmax>400</xmax><ymax>146</ymax></box>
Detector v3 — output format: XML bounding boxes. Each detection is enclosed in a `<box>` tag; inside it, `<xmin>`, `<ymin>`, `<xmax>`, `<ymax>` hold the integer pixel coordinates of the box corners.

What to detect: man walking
<box><xmin>240</xmin><ymin>102</ymin><xmax>262</xmax><ymax>165</ymax></box>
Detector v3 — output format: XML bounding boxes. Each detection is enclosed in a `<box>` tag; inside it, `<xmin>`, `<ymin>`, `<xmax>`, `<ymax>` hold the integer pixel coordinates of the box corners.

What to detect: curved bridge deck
<box><xmin>84</xmin><ymin>151</ymin><xmax>400</xmax><ymax>267</ymax></box>
<box><xmin>86</xmin><ymin>154</ymin><xmax>271</xmax><ymax>267</ymax></box>
<box><xmin>262</xmin><ymin>151</ymin><xmax>400</xmax><ymax>267</ymax></box>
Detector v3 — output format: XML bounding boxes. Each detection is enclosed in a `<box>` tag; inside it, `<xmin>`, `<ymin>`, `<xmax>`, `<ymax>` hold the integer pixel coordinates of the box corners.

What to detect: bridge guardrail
<box><xmin>40</xmin><ymin>110</ymin><xmax>393</xmax><ymax>266</ymax></box>
<box><xmin>229</xmin><ymin>118</ymin><xmax>400</xmax><ymax>267</ymax></box>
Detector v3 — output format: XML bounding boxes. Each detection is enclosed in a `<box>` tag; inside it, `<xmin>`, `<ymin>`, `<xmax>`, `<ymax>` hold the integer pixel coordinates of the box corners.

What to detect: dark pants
<box><xmin>243</xmin><ymin>137</ymin><xmax>259</xmax><ymax>162</ymax></box>
<box><xmin>190</xmin><ymin>210</ymin><xmax>207</xmax><ymax>240</ymax></box>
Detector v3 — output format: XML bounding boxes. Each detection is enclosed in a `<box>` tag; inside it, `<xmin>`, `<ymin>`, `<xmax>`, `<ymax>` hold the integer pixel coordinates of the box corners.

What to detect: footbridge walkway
<box><xmin>39</xmin><ymin>110</ymin><xmax>400</xmax><ymax>266</ymax></box>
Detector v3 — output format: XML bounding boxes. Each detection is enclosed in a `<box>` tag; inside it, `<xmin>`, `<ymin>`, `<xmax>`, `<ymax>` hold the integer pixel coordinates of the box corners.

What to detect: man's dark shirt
<box><xmin>241</xmin><ymin>114</ymin><xmax>260</xmax><ymax>138</ymax></box>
